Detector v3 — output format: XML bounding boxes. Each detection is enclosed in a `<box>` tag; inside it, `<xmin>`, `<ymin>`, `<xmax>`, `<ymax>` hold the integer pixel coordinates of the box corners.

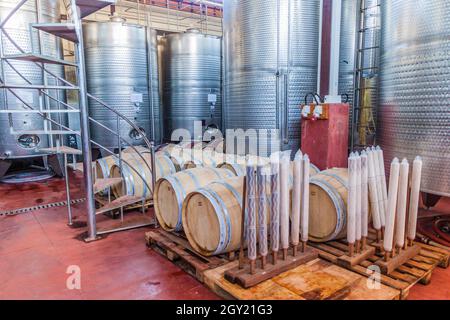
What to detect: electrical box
<box><xmin>301</xmin><ymin>103</ymin><xmax>349</xmax><ymax>171</ymax></box>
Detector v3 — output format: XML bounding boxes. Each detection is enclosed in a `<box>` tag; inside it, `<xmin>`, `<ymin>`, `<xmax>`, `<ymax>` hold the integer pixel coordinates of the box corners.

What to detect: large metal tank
<box><xmin>379</xmin><ymin>0</ymin><xmax>450</xmax><ymax>197</ymax></box>
<box><xmin>338</xmin><ymin>0</ymin><xmax>358</xmax><ymax>106</ymax></box>
<box><xmin>163</xmin><ymin>28</ymin><xmax>222</xmax><ymax>141</ymax></box>
<box><xmin>223</xmin><ymin>0</ymin><xmax>321</xmax><ymax>155</ymax></box>
<box><xmin>83</xmin><ymin>16</ymin><xmax>161</xmax><ymax>150</ymax></box>
<box><xmin>0</xmin><ymin>0</ymin><xmax>64</xmax><ymax>159</ymax></box>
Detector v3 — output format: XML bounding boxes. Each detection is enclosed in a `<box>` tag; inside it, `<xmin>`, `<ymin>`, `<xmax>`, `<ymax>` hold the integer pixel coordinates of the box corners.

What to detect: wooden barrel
<box><xmin>110</xmin><ymin>153</ymin><xmax>177</xmax><ymax>200</ymax></box>
<box><xmin>95</xmin><ymin>147</ymin><xmax>147</xmax><ymax>179</ymax></box>
<box><xmin>309</xmin><ymin>168</ymin><xmax>348</xmax><ymax>242</ymax></box>
<box><xmin>183</xmin><ymin>176</ymin><xmax>244</xmax><ymax>256</ymax></box>
<box><xmin>123</xmin><ymin>146</ymin><xmax>149</xmax><ymax>154</ymax></box>
<box><xmin>218</xmin><ymin>156</ymin><xmax>319</xmax><ymax>178</ymax></box>
<box><xmin>154</xmin><ymin>167</ymin><xmax>235</xmax><ymax>232</ymax></box>
<box><xmin>169</xmin><ymin>149</ymin><xmax>204</xmax><ymax>170</ymax></box>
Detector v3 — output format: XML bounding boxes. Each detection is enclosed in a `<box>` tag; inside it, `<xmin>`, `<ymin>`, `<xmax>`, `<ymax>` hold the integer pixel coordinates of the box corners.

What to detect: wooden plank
<box><xmin>309</xmin><ymin>239</ymin><xmax>437</xmax><ymax>300</ymax></box>
<box><xmin>375</xmin><ymin>245</ymin><xmax>421</xmax><ymax>275</ymax></box>
<box><xmin>225</xmin><ymin>247</ymin><xmax>318</xmax><ymax>288</ymax></box>
<box><xmin>337</xmin><ymin>246</ymin><xmax>376</xmax><ymax>268</ymax></box>
<box><xmin>416</xmin><ymin>242</ymin><xmax>450</xmax><ymax>269</ymax></box>
<box><xmin>204</xmin><ymin>258</ymin><xmax>400</xmax><ymax>300</ymax></box>
<box><xmin>145</xmin><ymin>230</ymin><xmax>229</xmax><ymax>283</ymax></box>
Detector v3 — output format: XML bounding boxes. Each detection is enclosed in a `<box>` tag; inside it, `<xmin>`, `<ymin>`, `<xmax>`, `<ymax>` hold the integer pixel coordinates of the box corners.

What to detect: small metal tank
<box><xmin>0</xmin><ymin>0</ymin><xmax>65</xmax><ymax>159</ymax></box>
<box><xmin>83</xmin><ymin>16</ymin><xmax>161</xmax><ymax>150</ymax></box>
<box><xmin>163</xmin><ymin>28</ymin><xmax>222</xmax><ymax>141</ymax></box>
<box><xmin>223</xmin><ymin>0</ymin><xmax>320</xmax><ymax>155</ymax></box>
<box><xmin>378</xmin><ymin>0</ymin><xmax>450</xmax><ymax>196</ymax></box>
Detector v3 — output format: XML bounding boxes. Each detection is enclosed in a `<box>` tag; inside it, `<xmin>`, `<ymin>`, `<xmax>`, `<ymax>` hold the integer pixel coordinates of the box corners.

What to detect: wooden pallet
<box><xmin>416</xmin><ymin>241</ymin><xmax>450</xmax><ymax>269</ymax></box>
<box><xmin>145</xmin><ymin>229</ymin><xmax>230</xmax><ymax>283</ymax></box>
<box><xmin>308</xmin><ymin>237</ymin><xmax>441</xmax><ymax>300</ymax></box>
<box><xmin>204</xmin><ymin>259</ymin><xmax>401</xmax><ymax>300</ymax></box>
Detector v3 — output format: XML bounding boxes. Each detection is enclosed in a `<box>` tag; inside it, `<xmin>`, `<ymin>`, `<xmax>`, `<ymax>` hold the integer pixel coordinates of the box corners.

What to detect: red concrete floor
<box><xmin>0</xmin><ymin>173</ymin><xmax>219</xmax><ymax>300</ymax></box>
<box><xmin>0</xmin><ymin>174</ymin><xmax>449</xmax><ymax>300</ymax></box>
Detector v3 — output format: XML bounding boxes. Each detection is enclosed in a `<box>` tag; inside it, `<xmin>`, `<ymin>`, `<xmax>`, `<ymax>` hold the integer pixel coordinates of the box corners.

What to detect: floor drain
<box><xmin>0</xmin><ymin>198</ymin><xmax>86</xmax><ymax>217</ymax></box>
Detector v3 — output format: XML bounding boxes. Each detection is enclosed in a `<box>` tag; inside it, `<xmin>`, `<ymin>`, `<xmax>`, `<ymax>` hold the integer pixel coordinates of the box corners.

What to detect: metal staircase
<box><xmin>350</xmin><ymin>0</ymin><xmax>380</xmax><ymax>151</ymax></box>
<box><xmin>0</xmin><ymin>0</ymin><xmax>158</xmax><ymax>241</ymax></box>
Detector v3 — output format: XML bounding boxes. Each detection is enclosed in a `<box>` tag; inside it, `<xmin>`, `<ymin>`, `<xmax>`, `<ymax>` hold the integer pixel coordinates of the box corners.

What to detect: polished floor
<box><xmin>0</xmin><ymin>172</ymin><xmax>449</xmax><ymax>300</ymax></box>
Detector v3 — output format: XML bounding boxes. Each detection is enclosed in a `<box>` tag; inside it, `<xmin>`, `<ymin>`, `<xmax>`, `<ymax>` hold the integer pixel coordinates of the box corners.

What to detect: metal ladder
<box><xmin>0</xmin><ymin>0</ymin><xmax>158</xmax><ymax>241</ymax></box>
<box><xmin>350</xmin><ymin>0</ymin><xmax>380</xmax><ymax>151</ymax></box>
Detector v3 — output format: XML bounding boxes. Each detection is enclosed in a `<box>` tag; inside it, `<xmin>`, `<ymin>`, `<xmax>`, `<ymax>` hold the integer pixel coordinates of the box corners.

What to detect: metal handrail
<box><xmin>0</xmin><ymin>82</ymin><xmax>154</xmax><ymax>196</ymax></box>
<box><xmin>0</xmin><ymin>21</ymin><xmax>155</xmax><ymax>181</ymax></box>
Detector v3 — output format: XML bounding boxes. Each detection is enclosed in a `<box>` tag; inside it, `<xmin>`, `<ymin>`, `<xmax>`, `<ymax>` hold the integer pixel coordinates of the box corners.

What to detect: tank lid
<box><xmin>110</xmin><ymin>13</ymin><xmax>126</xmax><ymax>23</ymax></box>
<box><xmin>186</xmin><ymin>28</ymin><xmax>202</xmax><ymax>34</ymax></box>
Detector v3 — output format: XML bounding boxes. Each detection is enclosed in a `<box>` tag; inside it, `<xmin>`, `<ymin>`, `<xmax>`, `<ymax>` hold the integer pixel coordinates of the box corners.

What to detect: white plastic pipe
<box><xmin>270</xmin><ymin>155</ymin><xmax>281</xmax><ymax>252</ymax></box>
<box><xmin>280</xmin><ymin>152</ymin><xmax>291</xmax><ymax>250</ymax></box>
<box><xmin>407</xmin><ymin>157</ymin><xmax>423</xmax><ymax>242</ymax></box>
<box><xmin>361</xmin><ymin>151</ymin><xmax>369</xmax><ymax>238</ymax></box>
<box><xmin>395</xmin><ymin>159</ymin><xmax>409</xmax><ymax>249</ymax></box>
<box><xmin>367</xmin><ymin>149</ymin><xmax>381</xmax><ymax>230</ymax></box>
<box><xmin>355</xmin><ymin>154</ymin><xmax>362</xmax><ymax>242</ymax></box>
<box><xmin>291</xmin><ymin>152</ymin><xmax>303</xmax><ymax>246</ymax></box>
<box><xmin>301</xmin><ymin>154</ymin><xmax>310</xmax><ymax>243</ymax></box>
<box><xmin>257</xmin><ymin>165</ymin><xmax>268</xmax><ymax>257</ymax></box>
<box><xmin>376</xmin><ymin>146</ymin><xmax>389</xmax><ymax>223</ymax></box>
<box><xmin>383</xmin><ymin>158</ymin><xmax>400</xmax><ymax>253</ymax></box>
<box><xmin>372</xmin><ymin>146</ymin><xmax>385</xmax><ymax>228</ymax></box>
<box><xmin>347</xmin><ymin>153</ymin><xmax>356</xmax><ymax>245</ymax></box>
<box><xmin>246</xmin><ymin>164</ymin><xmax>257</xmax><ymax>260</ymax></box>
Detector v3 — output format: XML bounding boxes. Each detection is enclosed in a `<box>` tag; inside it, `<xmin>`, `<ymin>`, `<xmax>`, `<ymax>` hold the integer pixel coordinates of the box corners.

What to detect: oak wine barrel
<box><xmin>154</xmin><ymin>167</ymin><xmax>235</xmax><ymax>232</ymax></box>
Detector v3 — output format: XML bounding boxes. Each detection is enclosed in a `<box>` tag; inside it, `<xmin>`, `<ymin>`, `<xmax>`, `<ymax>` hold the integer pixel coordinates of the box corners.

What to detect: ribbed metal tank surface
<box><xmin>83</xmin><ymin>17</ymin><xmax>161</xmax><ymax>149</ymax></box>
<box><xmin>223</xmin><ymin>0</ymin><xmax>320</xmax><ymax>155</ymax></box>
<box><xmin>379</xmin><ymin>0</ymin><xmax>450</xmax><ymax>197</ymax></box>
<box><xmin>0</xmin><ymin>0</ymin><xmax>64</xmax><ymax>159</ymax></box>
<box><xmin>163</xmin><ymin>29</ymin><xmax>222</xmax><ymax>141</ymax></box>
<box><xmin>338</xmin><ymin>0</ymin><xmax>358</xmax><ymax>107</ymax></box>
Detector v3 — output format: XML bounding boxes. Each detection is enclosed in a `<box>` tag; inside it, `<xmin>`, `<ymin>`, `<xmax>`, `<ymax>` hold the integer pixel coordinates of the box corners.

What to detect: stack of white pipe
<box><xmin>347</xmin><ymin>153</ymin><xmax>357</xmax><ymax>248</ymax></box>
<box><xmin>361</xmin><ymin>151</ymin><xmax>369</xmax><ymax>241</ymax></box>
<box><xmin>348</xmin><ymin>152</ymin><xmax>370</xmax><ymax>252</ymax></box>
<box><xmin>383</xmin><ymin>156</ymin><xmax>423</xmax><ymax>253</ymax></box>
<box><xmin>291</xmin><ymin>151</ymin><xmax>310</xmax><ymax>247</ymax></box>
<box><xmin>366</xmin><ymin>147</ymin><xmax>383</xmax><ymax>233</ymax></box>
<box><xmin>245</xmin><ymin>160</ymin><xmax>257</xmax><ymax>261</ymax></box>
<box><xmin>383</xmin><ymin>158</ymin><xmax>400</xmax><ymax>253</ymax></box>
<box><xmin>280</xmin><ymin>152</ymin><xmax>291</xmax><ymax>253</ymax></box>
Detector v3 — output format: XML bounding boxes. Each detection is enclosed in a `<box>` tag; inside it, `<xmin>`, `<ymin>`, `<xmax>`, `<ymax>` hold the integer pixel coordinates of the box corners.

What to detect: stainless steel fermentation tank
<box><xmin>223</xmin><ymin>0</ymin><xmax>321</xmax><ymax>155</ymax></box>
<box><xmin>83</xmin><ymin>16</ymin><xmax>161</xmax><ymax>150</ymax></box>
<box><xmin>0</xmin><ymin>0</ymin><xmax>65</xmax><ymax>159</ymax></box>
<box><xmin>163</xmin><ymin>28</ymin><xmax>222</xmax><ymax>142</ymax></box>
<box><xmin>379</xmin><ymin>0</ymin><xmax>450</xmax><ymax>197</ymax></box>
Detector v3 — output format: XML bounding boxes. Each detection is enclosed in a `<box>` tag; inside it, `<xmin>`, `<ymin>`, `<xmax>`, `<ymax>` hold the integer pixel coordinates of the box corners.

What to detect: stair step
<box><xmin>10</xmin><ymin>129</ymin><xmax>80</xmax><ymax>135</ymax></box>
<box><xmin>39</xmin><ymin>146</ymin><xmax>82</xmax><ymax>155</ymax></box>
<box><xmin>0</xmin><ymin>109</ymin><xmax>79</xmax><ymax>114</ymax></box>
<box><xmin>76</xmin><ymin>0</ymin><xmax>115</xmax><ymax>19</ymax></box>
<box><xmin>3</xmin><ymin>53</ymin><xmax>77</xmax><ymax>67</ymax></box>
<box><xmin>94</xmin><ymin>178</ymin><xmax>122</xmax><ymax>194</ymax></box>
<box><xmin>96</xmin><ymin>195</ymin><xmax>144</xmax><ymax>215</ymax></box>
<box><xmin>32</xmin><ymin>23</ymin><xmax>78</xmax><ymax>43</ymax></box>
<box><xmin>1</xmin><ymin>84</ymin><xmax>79</xmax><ymax>90</ymax></box>
<box><xmin>71</xmin><ymin>162</ymin><xmax>96</xmax><ymax>172</ymax></box>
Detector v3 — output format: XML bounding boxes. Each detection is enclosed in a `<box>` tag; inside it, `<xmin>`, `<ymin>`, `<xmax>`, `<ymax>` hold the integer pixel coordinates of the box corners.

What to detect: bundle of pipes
<box><xmin>347</xmin><ymin>152</ymin><xmax>370</xmax><ymax>256</ymax></box>
<box><xmin>242</xmin><ymin>151</ymin><xmax>312</xmax><ymax>272</ymax></box>
<box><xmin>383</xmin><ymin>157</ymin><xmax>423</xmax><ymax>259</ymax></box>
<box><xmin>366</xmin><ymin>146</ymin><xmax>388</xmax><ymax>241</ymax></box>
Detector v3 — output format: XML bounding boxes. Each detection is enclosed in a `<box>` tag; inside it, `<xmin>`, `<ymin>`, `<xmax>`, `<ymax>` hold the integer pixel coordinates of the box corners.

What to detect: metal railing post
<box><xmin>71</xmin><ymin>0</ymin><xmax>97</xmax><ymax>241</ymax></box>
